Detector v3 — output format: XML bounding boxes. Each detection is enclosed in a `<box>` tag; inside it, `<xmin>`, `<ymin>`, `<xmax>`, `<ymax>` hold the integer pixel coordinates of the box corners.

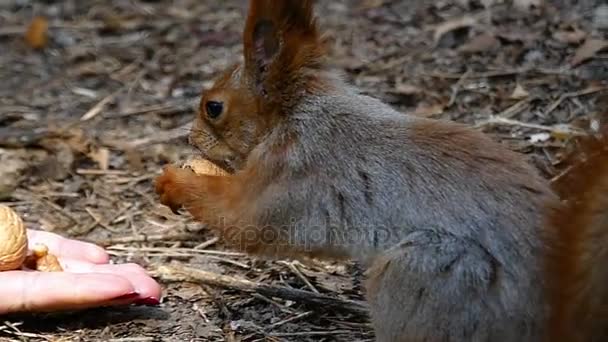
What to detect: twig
<box><xmin>153</xmin><ymin>264</ymin><xmax>370</xmax><ymax>317</ymax></box>
<box><xmin>194</xmin><ymin>237</ymin><xmax>220</xmax><ymax>249</ymax></box>
<box><xmin>110</xmin><ymin>102</ymin><xmax>194</xmax><ymax>118</ymax></box>
<box><xmin>208</xmin><ymin>255</ymin><xmax>252</xmax><ymax>270</ymax></box>
<box><xmin>1</xmin><ymin>321</ymin><xmax>49</xmax><ymax>340</ymax></box>
<box><xmin>474</xmin><ymin>116</ymin><xmax>587</xmax><ymax>136</ymax></box>
<box><xmin>70</xmin><ymin>203</ymin><xmax>134</xmax><ymax>236</ymax></box>
<box><xmin>0</xmin><ymin>321</ymin><xmax>22</xmax><ymax>332</ymax></box>
<box><xmin>37</xmin><ymin>198</ymin><xmax>79</xmax><ymax>224</ymax></box>
<box><xmin>90</xmin><ymin>232</ymin><xmax>202</xmax><ymax>247</ymax></box>
<box><xmin>496</xmin><ymin>98</ymin><xmax>532</xmax><ymax>119</ymax></box>
<box><xmin>543</xmin><ymin>85</ymin><xmax>608</xmax><ymax>116</ymax></box>
<box><xmin>100</xmin><ymin>123</ymin><xmax>191</xmax><ymax>149</ymax></box>
<box><xmin>76</xmin><ymin>169</ymin><xmax>132</xmax><ymax>176</ymax></box>
<box><xmin>549</xmin><ymin>164</ymin><xmax>576</xmax><ymax>185</ymax></box>
<box><xmin>252</xmin><ymin>293</ymin><xmax>295</xmax><ymax>314</ymax></box>
<box><xmin>267</xmin><ymin>311</ymin><xmax>314</xmax><ymax>330</ymax></box>
<box><xmin>424</xmin><ymin>67</ymin><xmax>575</xmax><ymax>79</ymax></box>
<box><xmin>447</xmin><ymin>69</ymin><xmax>472</xmax><ymax>107</ymax></box>
<box><xmin>278</xmin><ymin>261</ymin><xmax>320</xmax><ymax>294</ymax></box>
<box><xmin>107</xmin><ymin>246</ymin><xmax>245</xmax><ymax>257</ymax></box>
<box><xmin>80</xmin><ymin>90</ymin><xmax>120</xmax><ymax>121</ymax></box>
<box><xmin>269</xmin><ymin>330</ymin><xmax>354</xmax><ymax>337</ymax></box>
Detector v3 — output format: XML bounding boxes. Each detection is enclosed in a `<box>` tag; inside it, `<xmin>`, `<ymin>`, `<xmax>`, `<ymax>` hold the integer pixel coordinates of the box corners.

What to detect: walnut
<box><xmin>0</xmin><ymin>205</ymin><xmax>28</xmax><ymax>271</ymax></box>
<box><xmin>0</xmin><ymin>205</ymin><xmax>63</xmax><ymax>272</ymax></box>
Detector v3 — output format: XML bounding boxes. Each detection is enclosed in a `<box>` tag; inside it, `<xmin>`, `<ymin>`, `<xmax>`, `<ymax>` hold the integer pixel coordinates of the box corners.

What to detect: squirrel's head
<box><xmin>189</xmin><ymin>0</ymin><xmax>331</xmax><ymax>172</ymax></box>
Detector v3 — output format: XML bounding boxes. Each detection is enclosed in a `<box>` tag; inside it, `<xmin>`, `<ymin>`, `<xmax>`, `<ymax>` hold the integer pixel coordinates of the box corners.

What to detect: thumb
<box><xmin>0</xmin><ymin>271</ymin><xmax>137</xmax><ymax>314</ymax></box>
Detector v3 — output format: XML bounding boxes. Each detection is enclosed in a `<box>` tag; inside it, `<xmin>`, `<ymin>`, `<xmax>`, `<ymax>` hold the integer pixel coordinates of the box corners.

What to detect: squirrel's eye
<box><xmin>206</xmin><ymin>101</ymin><xmax>224</xmax><ymax>119</ymax></box>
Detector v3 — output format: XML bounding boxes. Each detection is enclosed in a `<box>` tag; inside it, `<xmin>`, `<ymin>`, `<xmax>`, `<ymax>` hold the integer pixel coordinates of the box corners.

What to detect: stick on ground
<box><xmin>153</xmin><ymin>264</ymin><xmax>370</xmax><ymax>318</ymax></box>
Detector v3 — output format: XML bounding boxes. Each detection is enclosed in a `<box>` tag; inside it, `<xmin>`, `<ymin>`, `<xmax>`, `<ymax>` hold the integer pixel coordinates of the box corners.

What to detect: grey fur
<box><xmin>243</xmin><ymin>80</ymin><xmax>557</xmax><ymax>341</ymax></box>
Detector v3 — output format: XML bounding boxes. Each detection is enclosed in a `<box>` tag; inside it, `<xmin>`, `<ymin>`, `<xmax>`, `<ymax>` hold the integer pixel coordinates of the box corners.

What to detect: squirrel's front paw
<box><xmin>155</xmin><ymin>165</ymin><xmax>196</xmax><ymax>214</ymax></box>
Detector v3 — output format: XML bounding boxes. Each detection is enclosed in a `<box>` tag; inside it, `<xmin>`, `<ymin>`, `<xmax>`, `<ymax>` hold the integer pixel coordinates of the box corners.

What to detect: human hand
<box><xmin>0</xmin><ymin>229</ymin><xmax>162</xmax><ymax>315</ymax></box>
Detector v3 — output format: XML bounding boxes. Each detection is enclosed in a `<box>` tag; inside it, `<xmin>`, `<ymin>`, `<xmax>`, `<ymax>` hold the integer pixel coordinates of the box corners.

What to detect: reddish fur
<box><xmin>545</xmin><ymin>126</ymin><xmax>608</xmax><ymax>342</ymax></box>
<box><xmin>155</xmin><ymin>164</ymin><xmax>349</xmax><ymax>261</ymax></box>
<box><xmin>409</xmin><ymin>119</ymin><xmax>541</xmax><ymax>172</ymax></box>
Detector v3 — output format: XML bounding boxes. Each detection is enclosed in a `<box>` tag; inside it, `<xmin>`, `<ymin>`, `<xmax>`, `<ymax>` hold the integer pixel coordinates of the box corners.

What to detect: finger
<box><xmin>27</xmin><ymin>230</ymin><xmax>110</xmax><ymax>264</ymax></box>
<box><xmin>0</xmin><ymin>271</ymin><xmax>136</xmax><ymax>315</ymax></box>
<box><xmin>27</xmin><ymin>230</ymin><xmax>109</xmax><ymax>264</ymax></box>
<box><xmin>59</xmin><ymin>258</ymin><xmax>163</xmax><ymax>302</ymax></box>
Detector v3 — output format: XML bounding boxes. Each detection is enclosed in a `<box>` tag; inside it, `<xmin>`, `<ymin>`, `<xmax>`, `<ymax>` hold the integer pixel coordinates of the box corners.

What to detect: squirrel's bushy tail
<box><xmin>545</xmin><ymin>121</ymin><xmax>608</xmax><ymax>342</ymax></box>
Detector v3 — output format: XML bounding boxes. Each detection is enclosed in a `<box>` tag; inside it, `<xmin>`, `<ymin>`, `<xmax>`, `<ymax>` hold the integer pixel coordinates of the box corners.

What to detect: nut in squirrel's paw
<box><xmin>0</xmin><ymin>204</ymin><xmax>63</xmax><ymax>272</ymax></box>
<box><xmin>181</xmin><ymin>158</ymin><xmax>229</xmax><ymax>176</ymax></box>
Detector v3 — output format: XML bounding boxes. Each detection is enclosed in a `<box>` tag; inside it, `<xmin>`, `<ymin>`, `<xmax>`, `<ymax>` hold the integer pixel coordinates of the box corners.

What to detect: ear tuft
<box><xmin>243</xmin><ymin>0</ymin><xmax>326</xmax><ymax>99</ymax></box>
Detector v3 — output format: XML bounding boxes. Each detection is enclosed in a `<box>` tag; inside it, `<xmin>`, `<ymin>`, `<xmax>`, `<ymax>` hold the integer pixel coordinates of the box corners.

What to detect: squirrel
<box><xmin>155</xmin><ymin>0</ymin><xmax>606</xmax><ymax>341</ymax></box>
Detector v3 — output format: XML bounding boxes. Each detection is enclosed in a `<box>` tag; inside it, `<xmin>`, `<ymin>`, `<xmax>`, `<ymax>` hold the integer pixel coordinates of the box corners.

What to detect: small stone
<box><xmin>593</xmin><ymin>4</ymin><xmax>608</xmax><ymax>30</ymax></box>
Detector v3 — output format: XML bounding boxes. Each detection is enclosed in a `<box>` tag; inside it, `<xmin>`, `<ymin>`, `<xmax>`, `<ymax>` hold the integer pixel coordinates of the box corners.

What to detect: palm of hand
<box><xmin>0</xmin><ymin>230</ymin><xmax>162</xmax><ymax>314</ymax></box>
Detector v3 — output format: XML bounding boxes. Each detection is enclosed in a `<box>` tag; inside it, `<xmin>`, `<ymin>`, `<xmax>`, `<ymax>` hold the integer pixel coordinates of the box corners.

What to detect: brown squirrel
<box><xmin>155</xmin><ymin>0</ymin><xmax>606</xmax><ymax>341</ymax></box>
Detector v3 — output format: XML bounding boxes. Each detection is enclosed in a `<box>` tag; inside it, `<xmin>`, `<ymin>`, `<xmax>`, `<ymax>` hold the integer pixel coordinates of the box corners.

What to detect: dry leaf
<box><xmin>510</xmin><ymin>84</ymin><xmax>529</xmax><ymax>100</ymax></box>
<box><xmin>394</xmin><ymin>82</ymin><xmax>420</xmax><ymax>95</ymax></box>
<box><xmin>433</xmin><ymin>16</ymin><xmax>478</xmax><ymax>45</ymax></box>
<box><xmin>89</xmin><ymin>147</ymin><xmax>110</xmax><ymax>170</ymax></box>
<box><xmin>553</xmin><ymin>28</ymin><xmax>587</xmax><ymax>44</ymax></box>
<box><xmin>459</xmin><ymin>33</ymin><xmax>500</xmax><ymax>53</ymax></box>
<box><xmin>570</xmin><ymin>39</ymin><xmax>608</xmax><ymax>67</ymax></box>
<box><xmin>24</xmin><ymin>16</ymin><xmax>49</xmax><ymax>49</ymax></box>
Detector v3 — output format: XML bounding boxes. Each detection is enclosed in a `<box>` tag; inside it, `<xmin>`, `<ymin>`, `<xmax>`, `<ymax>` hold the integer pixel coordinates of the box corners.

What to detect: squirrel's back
<box><xmin>248</xmin><ymin>90</ymin><xmax>558</xmax><ymax>340</ymax></box>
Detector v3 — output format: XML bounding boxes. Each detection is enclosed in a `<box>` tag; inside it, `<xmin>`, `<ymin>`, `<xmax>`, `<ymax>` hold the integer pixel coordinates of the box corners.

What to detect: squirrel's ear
<box><xmin>243</xmin><ymin>0</ymin><xmax>325</xmax><ymax>97</ymax></box>
<box><xmin>249</xmin><ymin>18</ymin><xmax>280</xmax><ymax>87</ymax></box>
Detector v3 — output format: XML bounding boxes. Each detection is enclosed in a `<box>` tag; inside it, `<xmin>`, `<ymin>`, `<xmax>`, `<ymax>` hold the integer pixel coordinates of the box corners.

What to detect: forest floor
<box><xmin>1</xmin><ymin>0</ymin><xmax>607</xmax><ymax>341</ymax></box>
